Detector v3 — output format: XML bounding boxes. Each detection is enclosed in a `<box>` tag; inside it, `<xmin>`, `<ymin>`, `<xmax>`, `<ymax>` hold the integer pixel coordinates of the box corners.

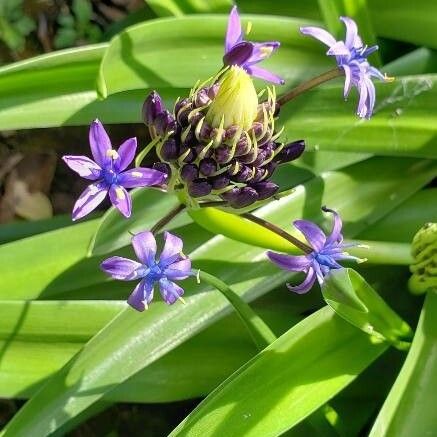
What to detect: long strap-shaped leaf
<box><xmin>369</xmin><ymin>291</ymin><xmax>437</xmax><ymax>437</ymax></box>
<box><xmin>169</xmin><ymin>306</ymin><xmax>387</xmax><ymax>437</ymax></box>
<box><xmin>1</xmin><ymin>157</ymin><xmax>434</xmax><ymax>436</ymax></box>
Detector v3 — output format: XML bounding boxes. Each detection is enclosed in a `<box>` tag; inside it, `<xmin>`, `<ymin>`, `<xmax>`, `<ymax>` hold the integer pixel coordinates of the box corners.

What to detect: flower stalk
<box><xmin>198</xmin><ymin>270</ymin><xmax>277</xmax><ymax>350</ymax></box>
<box><xmin>277</xmin><ymin>67</ymin><xmax>343</xmax><ymax>107</ymax></box>
<box><xmin>150</xmin><ymin>203</ymin><xmax>186</xmax><ymax>234</ymax></box>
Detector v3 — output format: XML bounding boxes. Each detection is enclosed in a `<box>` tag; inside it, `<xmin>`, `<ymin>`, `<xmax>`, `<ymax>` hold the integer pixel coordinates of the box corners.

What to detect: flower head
<box><xmin>223</xmin><ymin>6</ymin><xmax>284</xmax><ymax>85</ymax></box>
<box><xmin>301</xmin><ymin>16</ymin><xmax>393</xmax><ymax>118</ymax></box>
<box><xmin>143</xmin><ymin>82</ymin><xmax>305</xmax><ymax>209</ymax></box>
<box><xmin>63</xmin><ymin>119</ymin><xmax>166</xmax><ymax>220</ymax></box>
<box><xmin>267</xmin><ymin>207</ymin><xmax>365</xmax><ymax>294</ymax></box>
<box><xmin>101</xmin><ymin>231</ymin><xmax>194</xmax><ymax>311</ymax></box>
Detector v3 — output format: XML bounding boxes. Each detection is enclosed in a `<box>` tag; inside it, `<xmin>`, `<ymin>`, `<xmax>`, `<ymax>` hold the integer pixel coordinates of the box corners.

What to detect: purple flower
<box><xmin>301</xmin><ymin>16</ymin><xmax>392</xmax><ymax>118</ymax></box>
<box><xmin>267</xmin><ymin>207</ymin><xmax>365</xmax><ymax>294</ymax></box>
<box><xmin>63</xmin><ymin>119</ymin><xmax>166</xmax><ymax>220</ymax></box>
<box><xmin>101</xmin><ymin>231</ymin><xmax>194</xmax><ymax>311</ymax></box>
<box><xmin>223</xmin><ymin>6</ymin><xmax>284</xmax><ymax>85</ymax></box>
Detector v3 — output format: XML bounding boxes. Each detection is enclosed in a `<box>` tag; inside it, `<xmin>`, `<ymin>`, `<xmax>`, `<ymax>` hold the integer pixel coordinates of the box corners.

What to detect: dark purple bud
<box><xmin>251</xmin><ymin>150</ymin><xmax>267</xmax><ymax>167</ymax></box>
<box><xmin>179</xmin><ymin>145</ymin><xmax>196</xmax><ymax>163</ymax></box>
<box><xmin>235</xmin><ymin>137</ymin><xmax>250</xmax><ymax>156</ymax></box>
<box><xmin>215</xmin><ymin>145</ymin><xmax>232</xmax><ymax>164</ymax></box>
<box><xmin>160</xmin><ymin>138</ymin><xmax>179</xmax><ymax>161</ymax></box>
<box><xmin>155</xmin><ymin>110</ymin><xmax>176</xmax><ymax>135</ymax></box>
<box><xmin>195</xmin><ymin>88</ymin><xmax>210</xmax><ymax>107</ymax></box>
<box><xmin>252</xmin><ymin>167</ymin><xmax>268</xmax><ymax>183</ymax></box>
<box><xmin>225</xmin><ymin>125</ymin><xmax>240</xmax><ymax>141</ymax></box>
<box><xmin>233</xmin><ymin>165</ymin><xmax>253</xmax><ymax>183</ymax></box>
<box><xmin>223</xmin><ymin>41</ymin><xmax>253</xmax><ymax>67</ymax></box>
<box><xmin>228</xmin><ymin>187</ymin><xmax>259</xmax><ymax>208</ymax></box>
<box><xmin>188</xmin><ymin>178</ymin><xmax>212</xmax><ymax>198</ymax></box>
<box><xmin>142</xmin><ymin>91</ymin><xmax>164</xmax><ymax>126</ymax></box>
<box><xmin>239</xmin><ymin>150</ymin><xmax>257</xmax><ymax>164</ymax></box>
<box><xmin>180</xmin><ymin>164</ymin><xmax>198</xmax><ymax>182</ymax></box>
<box><xmin>275</xmin><ymin>140</ymin><xmax>305</xmax><ymax>164</ymax></box>
<box><xmin>250</xmin><ymin>122</ymin><xmax>264</xmax><ymax>138</ymax></box>
<box><xmin>189</xmin><ymin>112</ymin><xmax>203</xmax><ymax>126</ymax></box>
<box><xmin>153</xmin><ymin>162</ymin><xmax>171</xmax><ymax>179</ymax></box>
<box><xmin>181</xmin><ymin>129</ymin><xmax>196</xmax><ymax>147</ymax></box>
<box><xmin>199</xmin><ymin>158</ymin><xmax>217</xmax><ymax>176</ymax></box>
<box><xmin>221</xmin><ymin>187</ymin><xmax>241</xmax><ymax>203</ymax></box>
<box><xmin>251</xmin><ymin>181</ymin><xmax>279</xmax><ymax>200</ymax></box>
<box><xmin>207</xmin><ymin>83</ymin><xmax>220</xmax><ymax>99</ymax></box>
<box><xmin>175</xmin><ymin>99</ymin><xmax>192</xmax><ymax>126</ymax></box>
<box><xmin>211</xmin><ymin>174</ymin><xmax>230</xmax><ymax>190</ymax></box>
<box><xmin>263</xmin><ymin>161</ymin><xmax>278</xmax><ymax>178</ymax></box>
<box><xmin>198</xmin><ymin>122</ymin><xmax>212</xmax><ymax>141</ymax></box>
<box><xmin>273</xmin><ymin>102</ymin><xmax>280</xmax><ymax>117</ymax></box>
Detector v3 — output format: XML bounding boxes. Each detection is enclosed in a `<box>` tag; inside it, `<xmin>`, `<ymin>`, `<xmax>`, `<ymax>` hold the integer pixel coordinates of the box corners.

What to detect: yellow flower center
<box><xmin>206</xmin><ymin>66</ymin><xmax>258</xmax><ymax>131</ymax></box>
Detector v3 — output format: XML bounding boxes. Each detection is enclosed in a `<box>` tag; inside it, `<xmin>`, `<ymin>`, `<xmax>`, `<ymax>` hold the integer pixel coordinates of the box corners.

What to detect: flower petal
<box><xmin>293</xmin><ymin>220</ymin><xmax>326</xmax><ymax>252</ymax></box>
<box><xmin>160</xmin><ymin>231</ymin><xmax>184</xmax><ymax>267</ymax></box>
<box><xmin>266</xmin><ymin>252</ymin><xmax>312</xmax><ymax>272</ymax></box>
<box><xmin>109</xmin><ymin>185</ymin><xmax>132</xmax><ymax>218</ymax></box>
<box><xmin>100</xmin><ymin>256</ymin><xmax>142</xmax><ymax>280</ymax></box>
<box><xmin>62</xmin><ymin>155</ymin><xmax>102</xmax><ymax>180</ymax></box>
<box><xmin>340</xmin><ymin>16</ymin><xmax>360</xmax><ymax>49</ymax></box>
<box><xmin>245</xmin><ymin>65</ymin><xmax>284</xmax><ymax>85</ymax></box>
<box><xmin>364</xmin><ymin>76</ymin><xmax>376</xmax><ymax>118</ymax></box>
<box><xmin>159</xmin><ymin>278</ymin><xmax>184</xmax><ymax>305</ymax></box>
<box><xmin>300</xmin><ymin>26</ymin><xmax>336</xmax><ymax>47</ymax></box>
<box><xmin>225</xmin><ymin>6</ymin><xmax>242</xmax><ymax>52</ymax></box>
<box><xmin>287</xmin><ymin>267</ymin><xmax>316</xmax><ymax>294</ymax></box>
<box><xmin>323</xmin><ymin>206</ymin><xmax>343</xmax><ymax>245</ymax></box>
<box><xmin>326</xmin><ymin>40</ymin><xmax>350</xmax><ymax>57</ymax></box>
<box><xmin>115</xmin><ymin>137</ymin><xmax>137</xmax><ymax>172</ymax></box>
<box><xmin>246</xmin><ymin>41</ymin><xmax>280</xmax><ymax>64</ymax></box>
<box><xmin>342</xmin><ymin>64</ymin><xmax>352</xmax><ymax>98</ymax></box>
<box><xmin>165</xmin><ymin>259</ymin><xmax>192</xmax><ymax>280</ymax></box>
<box><xmin>132</xmin><ymin>231</ymin><xmax>157</xmax><ymax>265</ymax></box>
<box><xmin>72</xmin><ymin>182</ymin><xmax>108</xmax><ymax>221</ymax></box>
<box><xmin>118</xmin><ymin>167</ymin><xmax>166</xmax><ymax>188</ymax></box>
<box><xmin>357</xmin><ymin>77</ymin><xmax>369</xmax><ymax>118</ymax></box>
<box><xmin>89</xmin><ymin>119</ymin><xmax>112</xmax><ymax>167</ymax></box>
<box><xmin>127</xmin><ymin>278</ymin><xmax>154</xmax><ymax>312</ymax></box>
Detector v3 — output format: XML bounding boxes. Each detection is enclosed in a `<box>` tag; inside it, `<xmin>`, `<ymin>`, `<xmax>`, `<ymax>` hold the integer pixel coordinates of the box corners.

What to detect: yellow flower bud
<box><xmin>206</xmin><ymin>66</ymin><xmax>258</xmax><ymax>131</ymax></box>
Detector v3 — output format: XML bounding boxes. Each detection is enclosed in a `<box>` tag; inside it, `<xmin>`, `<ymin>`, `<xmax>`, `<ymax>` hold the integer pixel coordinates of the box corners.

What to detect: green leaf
<box><xmin>170</xmin><ymin>306</ymin><xmax>387</xmax><ymax>437</ymax></box>
<box><xmin>369</xmin><ymin>291</ymin><xmax>437</xmax><ymax>437</ymax></box>
<box><xmin>384</xmin><ymin>48</ymin><xmax>437</xmax><ymax>76</ymax></box>
<box><xmin>322</xmin><ymin>269</ymin><xmax>413</xmax><ymax>349</ymax></box>
<box><xmin>147</xmin><ymin>0</ymin><xmax>232</xmax><ymax>17</ymax></box>
<box><xmin>0</xmin><ymin>157</ymin><xmax>432</xmax><ymax>435</ymax></box>
<box><xmin>89</xmin><ymin>189</ymin><xmax>191</xmax><ymax>256</ymax></box>
<box><xmin>359</xmin><ymin>188</ymin><xmax>437</xmax><ymax>243</ymax></box>
<box><xmin>96</xmin><ymin>15</ymin><xmax>329</xmax><ymax>97</ymax></box>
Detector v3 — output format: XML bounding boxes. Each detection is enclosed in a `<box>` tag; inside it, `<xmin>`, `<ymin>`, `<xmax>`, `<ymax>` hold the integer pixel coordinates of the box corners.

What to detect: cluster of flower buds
<box><xmin>142</xmin><ymin>66</ymin><xmax>305</xmax><ymax>208</ymax></box>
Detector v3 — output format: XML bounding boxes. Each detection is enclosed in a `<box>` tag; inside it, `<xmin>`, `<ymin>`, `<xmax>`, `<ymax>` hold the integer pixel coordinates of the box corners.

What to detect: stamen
<box><xmin>384</xmin><ymin>73</ymin><xmax>395</xmax><ymax>82</ymax></box>
<box><xmin>178</xmin><ymin>296</ymin><xmax>186</xmax><ymax>304</ymax></box>
<box><xmin>246</xmin><ymin>21</ymin><xmax>252</xmax><ymax>35</ymax></box>
<box><xmin>106</xmin><ymin>149</ymin><xmax>119</xmax><ymax>159</ymax></box>
<box><xmin>357</xmin><ymin>258</ymin><xmax>368</xmax><ymax>264</ymax></box>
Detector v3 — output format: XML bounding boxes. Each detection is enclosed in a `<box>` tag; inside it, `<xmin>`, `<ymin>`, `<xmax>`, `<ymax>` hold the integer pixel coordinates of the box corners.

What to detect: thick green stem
<box><xmin>150</xmin><ymin>203</ymin><xmax>186</xmax><ymax>234</ymax></box>
<box><xmin>277</xmin><ymin>67</ymin><xmax>343</xmax><ymax>107</ymax></box>
<box><xmin>198</xmin><ymin>270</ymin><xmax>277</xmax><ymax>350</ymax></box>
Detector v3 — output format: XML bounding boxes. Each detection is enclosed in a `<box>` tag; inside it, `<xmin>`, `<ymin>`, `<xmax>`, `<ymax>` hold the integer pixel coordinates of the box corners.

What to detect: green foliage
<box><xmin>0</xmin><ymin>1</ymin><xmax>436</xmax><ymax>435</ymax></box>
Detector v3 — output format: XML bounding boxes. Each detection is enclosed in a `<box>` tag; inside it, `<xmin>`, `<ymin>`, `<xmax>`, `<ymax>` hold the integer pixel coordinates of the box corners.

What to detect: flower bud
<box><xmin>199</xmin><ymin>158</ymin><xmax>217</xmax><ymax>176</ymax></box>
<box><xmin>409</xmin><ymin>223</ymin><xmax>437</xmax><ymax>294</ymax></box>
<box><xmin>251</xmin><ymin>181</ymin><xmax>279</xmax><ymax>200</ymax></box>
<box><xmin>224</xmin><ymin>186</ymin><xmax>259</xmax><ymax>208</ymax></box>
<box><xmin>152</xmin><ymin>162</ymin><xmax>171</xmax><ymax>179</ymax></box>
<box><xmin>276</xmin><ymin>140</ymin><xmax>305</xmax><ymax>164</ymax></box>
<box><xmin>160</xmin><ymin>138</ymin><xmax>179</xmax><ymax>161</ymax></box>
<box><xmin>188</xmin><ymin>178</ymin><xmax>212</xmax><ymax>197</ymax></box>
<box><xmin>180</xmin><ymin>164</ymin><xmax>198</xmax><ymax>182</ymax></box>
<box><xmin>155</xmin><ymin>110</ymin><xmax>177</xmax><ymax>135</ymax></box>
<box><xmin>211</xmin><ymin>174</ymin><xmax>230</xmax><ymax>190</ymax></box>
<box><xmin>143</xmin><ymin>91</ymin><xmax>164</xmax><ymax>126</ymax></box>
<box><xmin>206</xmin><ymin>66</ymin><xmax>258</xmax><ymax>131</ymax></box>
